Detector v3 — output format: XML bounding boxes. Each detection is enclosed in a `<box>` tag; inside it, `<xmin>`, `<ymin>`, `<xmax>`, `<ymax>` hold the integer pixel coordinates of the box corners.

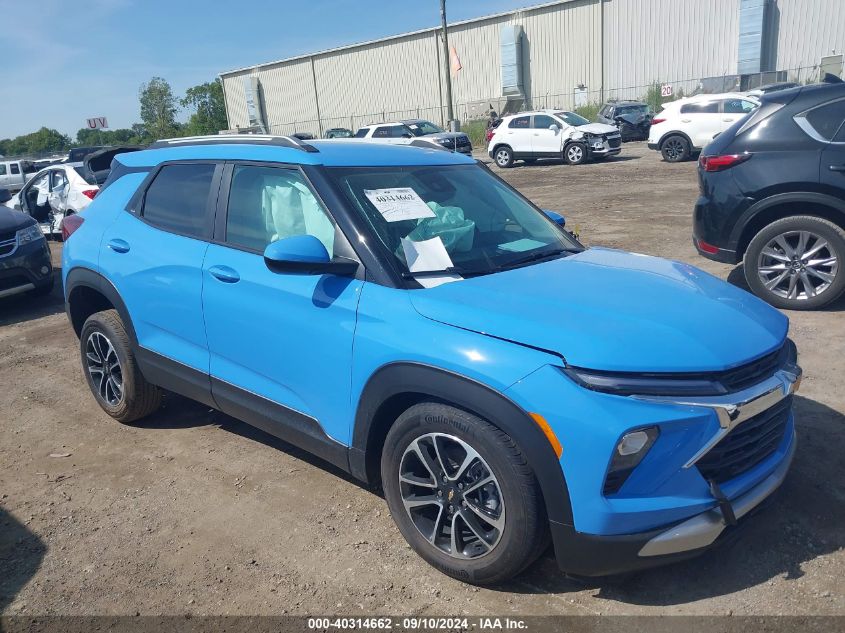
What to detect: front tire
<box><xmin>744</xmin><ymin>215</ymin><xmax>845</xmax><ymax>310</ymax></box>
<box><xmin>80</xmin><ymin>309</ymin><xmax>162</xmax><ymax>423</ymax></box>
<box><xmin>564</xmin><ymin>142</ymin><xmax>587</xmax><ymax>165</ymax></box>
<box><xmin>493</xmin><ymin>145</ymin><xmax>514</xmax><ymax>168</ymax></box>
<box><xmin>381</xmin><ymin>403</ymin><xmax>547</xmax><ymax>585</ymax></box>
<box><xmin>660</xmin><ymin>135</ymin><xmax>690</xmax><ymax>162</ymax></box>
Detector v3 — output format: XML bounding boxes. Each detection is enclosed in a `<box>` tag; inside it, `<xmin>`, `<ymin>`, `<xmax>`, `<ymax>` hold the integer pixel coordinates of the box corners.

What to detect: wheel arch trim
<box><xmin>658</xmin><ymin>130</ymin><xmax>694</xmax><ymax>150</ymax></box>
<box><xmin>350</xmin><ymin>361</ymin><xmax>575</xmax><ymax>527</ymax></box>
<box><xmin>730</xmin><ymin>192</ymin><xmax>845</xmax><ymax>256</ymax></box>
<box><xmin>65</xmin><ymin>267</ymin><xmax>137</xmax><ymax>347</ymax></box>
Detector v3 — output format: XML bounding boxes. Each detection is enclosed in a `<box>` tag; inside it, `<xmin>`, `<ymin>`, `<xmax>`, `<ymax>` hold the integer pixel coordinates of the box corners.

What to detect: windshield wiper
<box><xmin>500</xmin><ymin>248</ymin><xmax>579</xmax><ymax>269</ymax></box>
<box><xmin>401</xmin><ymin>266</ymin><xmax>499</xmax><ymax>279</ymax></box>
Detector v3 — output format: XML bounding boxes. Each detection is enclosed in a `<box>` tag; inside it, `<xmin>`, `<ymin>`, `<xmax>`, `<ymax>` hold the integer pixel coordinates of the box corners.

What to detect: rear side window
<box><xmin>509</xmin><ymin>116</ymin><xmax>530</xmax><ymax>128</ymax></box>
<box><xmin>804</xmin><ymin>100</ymin><xmax>845</xmax><ymax>141</ymax></box>
<box><xmin>10</xmin><ymin>164</ymin><xmax>20</xmax><ymax>175</ymax></box>
<box><xmin>680</xmin><ymin>101</ymin><xmax>719</xmax><ymax>114</ymax></box>
<box><xmin>142</xmin><ymin>164</ymin><xmax>215</xmax><ymax>238</ymax></box>
<box><xmin>722</xmin><ymin>99</ymin><xmax>756</xmax><ymax>114</ymax></box>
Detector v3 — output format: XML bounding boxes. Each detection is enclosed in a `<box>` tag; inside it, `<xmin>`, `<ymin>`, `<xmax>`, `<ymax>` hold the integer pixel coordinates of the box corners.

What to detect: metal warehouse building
<box><xmin>219</xmin><ymin>0</ymin><xmax>845</xmax><ymax>137</ymax></box>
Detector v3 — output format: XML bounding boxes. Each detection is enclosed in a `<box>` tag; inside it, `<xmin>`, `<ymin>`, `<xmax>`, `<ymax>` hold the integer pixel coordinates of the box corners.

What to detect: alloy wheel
<box><xmin>495</xmin><ymin>149</ymin><xmax>510</xmax><ymax>166</ymax></box>
<box><xmin>399</xmin><ymin>433</ymin><xmax>505</xmax><ymax>559</ymax></box>
<box><xmin>664</xmin><ymin>138</ymin><xmax>684</xmax><ymax>160</ymax></box>
<box><xmin>85</xmin><ymin>331</ymin><xmax>124</xmax><ymax>406</ymax></box>
<box><xmin>757</xmin><ymin>230</ymin><xmax>839</xmax><ymax>301</ymax></box>
<box><xmin>566</xmin><ymin>145</ymin><xmax>583</xmax><ymax>163</ymax></box>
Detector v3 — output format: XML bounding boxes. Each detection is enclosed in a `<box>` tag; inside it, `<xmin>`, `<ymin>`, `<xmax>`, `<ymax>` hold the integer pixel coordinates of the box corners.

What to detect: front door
<box><xmin>202</xmin><ymin>163</ymin><xmax>363</xmax><ymax>445</ymax></box>
<box><xmin>720</xmin><ymin>97</ymin><xmax>757</xmax><ymax>133</ymax></box>
<box><xmin>531</xmin><ymin>114</ymin><xmax>563</xmax><ymax>155</ymax></box>
<box><xmin>99</xmin><ymin>162</ymin><xmax>220</xmax><ymax>376</ymax></box>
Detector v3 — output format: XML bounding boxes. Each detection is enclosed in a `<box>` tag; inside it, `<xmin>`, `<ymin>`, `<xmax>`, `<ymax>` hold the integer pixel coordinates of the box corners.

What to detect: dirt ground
<box><xmin>0</xmin><ymin>142</ymin><xmax>842</xmax><ymax>617</ymax></box>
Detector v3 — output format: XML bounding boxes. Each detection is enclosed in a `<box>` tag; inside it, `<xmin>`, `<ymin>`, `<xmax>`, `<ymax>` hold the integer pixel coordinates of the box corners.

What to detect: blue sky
<box><xmin>0</xmin><ymin>0</ymin><xmax>535</xmax><ymax>139</ymax></box>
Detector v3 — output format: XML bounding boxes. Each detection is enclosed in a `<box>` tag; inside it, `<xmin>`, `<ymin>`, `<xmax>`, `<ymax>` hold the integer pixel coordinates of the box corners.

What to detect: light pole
<box><xmin>440</xmin><ymin>0</ymin><xmax>455</xmax><ymax>129</ymax></box>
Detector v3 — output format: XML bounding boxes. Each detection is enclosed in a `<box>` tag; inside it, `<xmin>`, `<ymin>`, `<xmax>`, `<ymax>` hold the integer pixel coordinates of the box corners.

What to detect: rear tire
<box><xmin>660</xmin><ymin>135</ymin><xmax>690</xmax><ymax>162</ymax></box>
<box><xmin>381</xmin><ymin>402</ymin><xmax>547</xmax><ymax>585</ymax></box>
<box><xmin>744</xmin><ymin>215</ymin><xmax>845</xmax><ymax>310</ymax></box>
<box><xmin>80</xmin><ymin>309</ymin><xmax>162</xmax><ymax>423</ymax></box>
<box><xmin>493</xmin><ymin>146</ymin><xmax>514</xmax><ymax>168</ymax></box>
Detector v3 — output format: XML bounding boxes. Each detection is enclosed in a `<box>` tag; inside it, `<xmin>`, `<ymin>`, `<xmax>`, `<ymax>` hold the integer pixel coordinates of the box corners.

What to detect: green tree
<box><xmin>0</xmin><ymin>127</ymin><xmax>71</xmax><ymax>157</ymax></box>
<box><xmin>139</xmin><ymin>76</ymin><xmax>179</xmax><ymax>141</ymax></box>
<box><xmin>181</xmin><ymin>79</ymin><xmax>228</xmax><ymax>136</ymax></box>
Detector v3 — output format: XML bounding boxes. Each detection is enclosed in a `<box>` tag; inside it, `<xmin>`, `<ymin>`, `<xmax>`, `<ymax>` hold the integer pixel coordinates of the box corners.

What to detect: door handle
<box><xmin>681</xmin><ymin>119</ymin><xmax>692</xmax><ymax>123</ymax></box>
<box><xmin>723</xmin><ymin>118</ymin><xmax>735</xmax><ymax>122</ymax></box>
<box><xmin>208</xmin><ymin>265</ymin><xmax>240</xmax><ymax>283</ymax></box>
<box><xmin>107</xmin><ymin>238</ymin><xmax>130</xmax><ymax>253</ymax></box>
<box><xmin>829</xmin><ymin>165</ymin><xmax>845</xmax><ymax>172</ymax></box>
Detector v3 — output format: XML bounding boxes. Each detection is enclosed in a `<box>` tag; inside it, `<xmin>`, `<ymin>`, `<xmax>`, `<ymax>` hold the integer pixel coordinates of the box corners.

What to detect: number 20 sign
<box><xmin>660</xmin><ymin>84</ymin><xmax>673</xmax><ymax>98</ymax></box>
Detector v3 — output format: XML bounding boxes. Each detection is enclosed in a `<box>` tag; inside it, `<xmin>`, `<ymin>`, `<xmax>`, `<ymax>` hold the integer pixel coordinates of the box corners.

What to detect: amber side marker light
<box><xmin>529</xmin><ymin>413</ymin><xmax>563</xmax><ymax>459</ymax></box>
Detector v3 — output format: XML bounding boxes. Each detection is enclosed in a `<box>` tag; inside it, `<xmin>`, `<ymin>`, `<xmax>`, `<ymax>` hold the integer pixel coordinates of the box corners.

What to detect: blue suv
<box><xmin>63</xmin><ymin>135</ymin><xmax>802</xmax><ymax>584</ymax></box>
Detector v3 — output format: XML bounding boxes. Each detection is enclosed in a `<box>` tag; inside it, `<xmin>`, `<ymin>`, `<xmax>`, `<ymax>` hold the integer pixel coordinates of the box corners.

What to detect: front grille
<box><xmin>0</xmin><ymin>238</ymin><xmax>16</xmax><ymax>258</ymax></box>
<box><xmin>607</xmin><ymin>136</ymin><xmax>622</xmax><ymax>149</ymax></box>
<box><xmin>697</xmin><ymin>395</ymin><xmax>792</xmax><ymax>484</ymax></box>
<box><xmin>716</xmin><ymin>345</ymin><xmax>787</xmax><ymax>392</ymax></box>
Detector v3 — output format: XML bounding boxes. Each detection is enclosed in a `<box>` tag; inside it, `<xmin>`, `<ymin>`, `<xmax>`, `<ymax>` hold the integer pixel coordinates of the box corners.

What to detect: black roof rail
<box><xmin>147</xmin><ymin>134</ymin><xmax>319</xmax><ymax>153</ymax></box>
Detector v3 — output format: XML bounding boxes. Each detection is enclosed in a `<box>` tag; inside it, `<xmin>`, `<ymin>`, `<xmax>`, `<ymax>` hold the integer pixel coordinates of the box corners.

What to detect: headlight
<box><xmin>436</xmin><ymin>138</ymin><xmax>453</xmax><ymax>145</ymax></box>
<box><xmin>16</xmin><ymin>224</ymin><xmax>44</xmax><ymax>245</ymax></box>
<box><xmin>561</xmin><ymin>366</ymin><xmax>726</xmax><ymax>396</ymax></box>
<box><xmin>604</xmin><ymin>426</ymin><xmax>660</xmax><ymax>495</ymax></box>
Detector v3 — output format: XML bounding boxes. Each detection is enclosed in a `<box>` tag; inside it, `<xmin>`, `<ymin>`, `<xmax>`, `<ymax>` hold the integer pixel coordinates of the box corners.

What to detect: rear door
<box><xmin>502</xmin><ymin>115</ymin><xmax>532</xmax><ymax>154</ymax></box>
<box><xmin>530</xmin><ymin>114</ymin><xmax>563</xmax><ymax>155</ymax></box>
<box><xmin>814</xmin><ymin>98</ymin><xmax>845</xmax><ymax>193</ymax></box>
<box><xmin>201</xmin><ymin>162</ymin><xmax>362</xmax><ymax>446</ymax></box>
<box><xmin>99</xmin><ymin>161</ymin><xmax>221</xmax><ymax>378</ymax></box>
<box><xmin>680</xmin><ymin>100</ymin><xmax>722</xmax><ymax>148</ymax></box>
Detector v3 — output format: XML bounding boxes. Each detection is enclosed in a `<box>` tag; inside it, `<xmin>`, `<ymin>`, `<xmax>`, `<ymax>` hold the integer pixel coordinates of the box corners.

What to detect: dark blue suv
<box><xmin>63</xmin><ymin>135</ymin><xmax>801</xmax><ymax>584</ymax></box>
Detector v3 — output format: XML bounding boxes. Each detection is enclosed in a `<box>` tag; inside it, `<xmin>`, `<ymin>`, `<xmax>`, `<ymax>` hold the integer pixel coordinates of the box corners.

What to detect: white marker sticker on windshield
<box><xmin>364</xmin><ymin>188</ymin><xmax>436</xmax><ymax>222</ymax></box>
<box><xmin>401</xmin><ymin>237</ymin><xmax>461</xmax><ymax>288</ymax></box>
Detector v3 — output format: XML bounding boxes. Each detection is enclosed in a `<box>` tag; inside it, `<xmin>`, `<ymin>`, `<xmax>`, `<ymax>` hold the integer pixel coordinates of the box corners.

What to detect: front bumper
<box><xmin>550</xmin><ymin>437</ymin><xmax>793</xmax><ymax>576</ymax></box>
<box><xmin>0</xmin><ymin>237</ymin><xmax>53</xmax><ymax>298</ymax></box>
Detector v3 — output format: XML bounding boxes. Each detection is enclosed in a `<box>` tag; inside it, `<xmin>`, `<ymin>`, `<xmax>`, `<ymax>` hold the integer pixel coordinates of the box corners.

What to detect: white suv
<box><xmin>647</xmin><ymin>93</ymin><xmax>759</xmax><ymax>162</ymax></box>
<box><xmin>487</xmin><ymin>110</ymin><xmax>620</xmax><ymax>167</ymax></box>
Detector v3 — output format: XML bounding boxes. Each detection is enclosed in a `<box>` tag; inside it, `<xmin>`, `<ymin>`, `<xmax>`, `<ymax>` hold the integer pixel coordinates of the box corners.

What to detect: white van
<box><xmin>0</xmin><ymin>160</ymin><xmax>37</xmax><ymax>192</ymax></box>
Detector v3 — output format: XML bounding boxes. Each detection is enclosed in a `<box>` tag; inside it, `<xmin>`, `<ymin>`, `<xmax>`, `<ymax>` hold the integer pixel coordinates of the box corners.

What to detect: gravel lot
<box><xmin>0</xmin><ymin>142</ymin><xmax>842</xmax><ymax>616</ymax></box>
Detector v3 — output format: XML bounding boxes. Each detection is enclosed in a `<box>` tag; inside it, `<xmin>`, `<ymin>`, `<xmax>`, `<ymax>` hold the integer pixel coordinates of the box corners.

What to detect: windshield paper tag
<box><xmin>365</xmin><ymin>188</ymin><xmax>436</xmax><ymax>222</ymax></box>
<box><xmin>401</xmin><ymin>237</ymin><xmax>461</xmax><ymax>288</ymax></box>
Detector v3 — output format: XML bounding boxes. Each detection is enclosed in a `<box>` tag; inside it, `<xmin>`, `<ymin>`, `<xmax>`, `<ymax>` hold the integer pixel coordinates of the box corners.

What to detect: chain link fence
<box><xmin>260</xmin><ymin>64</ymin><xmax>834</xmax><ymax>146</ymax></box>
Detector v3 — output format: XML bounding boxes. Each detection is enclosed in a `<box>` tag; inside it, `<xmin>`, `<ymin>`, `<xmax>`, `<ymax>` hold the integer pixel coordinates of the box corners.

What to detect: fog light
<box><xmin>617</xmin><ymin>430</ymin><xmax>650</xmax><ymax>456</ymax></box>
<box><xmin>604</xmin><ymin>426</ymin><xmax>660</xmax><ymax>495</ymax></box>
<box><xmin>41</xmin><ymin>266</ymin><xmax>50</xmax><ymax>275</ymax></box>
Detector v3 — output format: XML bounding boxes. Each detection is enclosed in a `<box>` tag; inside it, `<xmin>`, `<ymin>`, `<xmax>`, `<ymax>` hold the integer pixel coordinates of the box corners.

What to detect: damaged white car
<box><xmin>488</xmin><ymin>110</ymin><xmax>621</xmax><ymax>167</ymax></box>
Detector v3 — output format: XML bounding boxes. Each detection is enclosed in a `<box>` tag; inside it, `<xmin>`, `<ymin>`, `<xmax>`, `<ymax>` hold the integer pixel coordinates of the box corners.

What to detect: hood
<box><xmin>575</xmin><ymin>122</ymin><xmax>619</xmax><ymax>135</ymax></box>
<box><xmin>0</xmin><ymin>205</ymin><xmax>35</xmax><ymax>233</ymax></box>
<box><xmin>409</xmin><ymin>248</ymin><xmax>788</xmax><ymax>373</ymax></box>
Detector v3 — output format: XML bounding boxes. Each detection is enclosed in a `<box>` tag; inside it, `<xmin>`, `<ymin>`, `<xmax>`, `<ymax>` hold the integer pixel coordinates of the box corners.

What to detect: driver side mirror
<box><xmin>548</xmin><ymin>123</ymin><xmax>560</xmax><ymax>131</ymax></box>
<box><xmin>542</xmin><ymin>209</ymin><xmax>566</xmax><ymax>227</ymax></box>
<box><xmin>263</xmin><ymin>235</ymin><xmax>359</xmax><ymax>276</ymax></box>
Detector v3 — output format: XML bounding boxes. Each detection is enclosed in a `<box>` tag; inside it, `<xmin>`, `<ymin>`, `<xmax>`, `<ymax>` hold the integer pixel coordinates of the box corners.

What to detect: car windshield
<box><xmin>328</xmin><ymin>164</ymin><xmax>581</xmax><ymax>280</ymax></box>
<box><xmin>554</xmin><ymin>111</ymin><xmax>590</xmax><ymax>126</ymax></box>
<box><xmin>405</xmin><ymin>120</ymin><xmax>444</xmax><ymax>136</ymax></box>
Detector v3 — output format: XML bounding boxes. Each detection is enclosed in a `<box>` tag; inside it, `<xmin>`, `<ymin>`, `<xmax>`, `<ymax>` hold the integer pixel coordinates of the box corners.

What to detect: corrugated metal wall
<box><xmin>220</xmin><ymin>0</ymin><xmax>844</xmax><ymax>134</ymax></box>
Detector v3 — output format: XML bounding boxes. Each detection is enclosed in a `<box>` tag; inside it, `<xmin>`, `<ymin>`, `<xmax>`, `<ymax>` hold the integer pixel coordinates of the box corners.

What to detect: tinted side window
<box><xmin>142</xmin><ymin>164</ymin><xmax>215</xmax><ymax>238</ymax></box>
<box><xmin>509</xmin><ymin>116</ymin><xmax>530</xmax><ymax>128</ymax></box>
<box><xmin>354</xmin><ymin>128</ymin><xmax>369</xmax><ymax>138</ymax></box>
<box><xmin>10</xmin><ymin>164</ymin><xmax>20</xmax><ymax>175</ymax></box>
<box><xmin>0</xmin><ymin>165</ymin><xmax>6</xmax><ymax>176</ymax></box>
<box><xmin>680</xmin><ymin>101</ymin><xmax>719</xmax><ymax>114</ymax></box>
<box><xmin>722</xmin><ymin>99</ymin><xmax>756</xmax><ymax>114</ymax></box>
<box><xmin>226</xmin><ymin>165</ymin><xmax>335</xmax><ymax>255</ymax></box>
<box><xmin>805</xmin><ymin>100</ymin><xmax>845</xmax><ymax>141</ymax></box>
<box><xmin>533</xmin><ymin>115</ymin><xmax>557</xmax><ymax>129</ymax></box>
<box><xmin>372</xmin><ymin>125</ymin><xmax>408</xmax><ymax>138</ymax></box>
